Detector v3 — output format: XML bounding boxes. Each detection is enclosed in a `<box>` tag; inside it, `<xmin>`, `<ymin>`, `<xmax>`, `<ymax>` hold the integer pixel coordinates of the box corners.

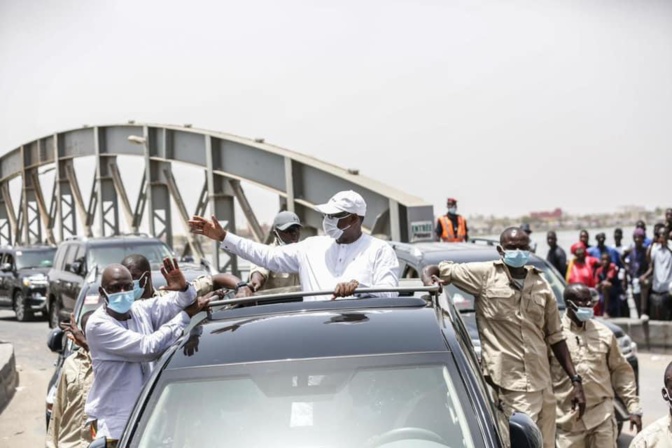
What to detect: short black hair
<box><xmin>121</xmin><ymin>254</ymin><xmax>151</xmax><ymax>275</ymax></box>
<box><xmin>500</xmin><ymin>227</ymin><xmax>524</xmax><ymax>244</ymax></box>
<box><xmin>564</xmin><ymin>283</ymin><xmax>589</xmax><ymax>302</ymax></box>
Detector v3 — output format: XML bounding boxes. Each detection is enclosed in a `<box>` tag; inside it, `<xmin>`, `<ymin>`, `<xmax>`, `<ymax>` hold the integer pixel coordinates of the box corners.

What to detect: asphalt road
<box><xmin>0</xmin><ymin>310</ymin><xmax>57</xmax><ymax>447</ymax></box>
<box><xmin>0</xmin><ymin>308</ymin><xmax>670</xmax><ymax>447</ymax></box>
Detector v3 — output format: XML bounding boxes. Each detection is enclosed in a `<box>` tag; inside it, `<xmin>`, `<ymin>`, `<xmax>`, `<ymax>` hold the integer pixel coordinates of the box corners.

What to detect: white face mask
<box><xmin>323</xmin><ymin>215</ymin><xmax>350</xmax><ymax>240</ymax></box>
<box><xmin>274</xmin><ymin>230</ymin><xmax>286</xmax><ymax>246</ymax></box>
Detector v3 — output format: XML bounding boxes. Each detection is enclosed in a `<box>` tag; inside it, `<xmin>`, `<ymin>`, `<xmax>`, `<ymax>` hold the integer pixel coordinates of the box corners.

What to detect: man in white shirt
<box><xmin>85</xmin><ymin>258</ymin><xmax>210</xmax><ymax>444</ymax></box>
<box><xmin>189</xmin><ymin>190</ymin><xmax>400</xmax><ymax>299</ymax></box>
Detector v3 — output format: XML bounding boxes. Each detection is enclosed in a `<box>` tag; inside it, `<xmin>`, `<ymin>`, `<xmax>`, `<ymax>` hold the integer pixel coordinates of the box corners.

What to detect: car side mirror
<box><xmin>509</xmin><ymin>412</ymin><xmax>543</xmax><ymax>448</ymax></box>
<box><xmin>0</xmin><ymin>263</ymin><xmax>12</xmax><ymax>272</ymax></box>
<box><xmin>69</xmin><ymin>261</ymin><xmax>83</xmax><ymax>276</ymax></box>
<box><xmin>88</xmin><ymin>437</ymin><xmax>108</xmax><ymax>448</ymax></box>
<box><xmin>47</xmin><ymin>328</ymin><xmax>65</xmax><ymax>353</ymax></box>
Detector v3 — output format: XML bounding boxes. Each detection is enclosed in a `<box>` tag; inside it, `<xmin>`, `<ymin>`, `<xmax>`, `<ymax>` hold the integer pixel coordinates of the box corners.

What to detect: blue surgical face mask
<box><xmin>447</xmin><ymin>206</ymin><xmax>457</xmax><ymax>214</ymax></box>
<box><xmin>502</xmin><ymin>249</ymin><xmax>530</xmax><ymax>268</ymax></box>
<box><xmin>104</xmin><ymin>289</ymin><xmax>135</xmax><ymax>314</ymax></box>
<box><xmin>575</xmin><ymin>307</ymin><xmax>594</xmax><ymax>321</ymax></box>
<box><xmin>132</xmin><ymin>272</ymin><xmax>149</xmax><ymax>300</ymax></box>
<box><xmin>569</xmin><ymin>301</ymin><xmax>594</xmax><ymax>321</ymax></box>
<box><xmin>132</xmin><ymin>280</ymin><xmax>144</xmax><ymax>300</ymax></box>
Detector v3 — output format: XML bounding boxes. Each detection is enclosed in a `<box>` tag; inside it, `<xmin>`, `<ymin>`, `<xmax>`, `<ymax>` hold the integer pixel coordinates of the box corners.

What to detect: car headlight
<box><xmin>23</xmin><ymin>275</ymin><xmax>48</xmax><ymax>287</ymax></box>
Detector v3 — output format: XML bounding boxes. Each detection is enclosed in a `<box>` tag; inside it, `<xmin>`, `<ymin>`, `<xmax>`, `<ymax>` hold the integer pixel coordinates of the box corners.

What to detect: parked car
<box><xmin>0</xmin><ymin>245</ymin><xmax>56</xmax><ymax>321</ymax></box>
<box><xmin>45</xmin><ymin>260</ymin><xmax>211</xmax><ymax>427</ymax></box>
<box><xmin>391</xmin><ymin>240</ymin><xmax>639</xmax><ymax>433</ymax></box>
<box><xmin>46</xmin><ymin>234</ymin><xmax>175</xmax><ymax>328</ymax></box>
<box><xmin>87</xmin><ymin>286</ymin><xmax>543</xmax><ymax>448</ymax></box>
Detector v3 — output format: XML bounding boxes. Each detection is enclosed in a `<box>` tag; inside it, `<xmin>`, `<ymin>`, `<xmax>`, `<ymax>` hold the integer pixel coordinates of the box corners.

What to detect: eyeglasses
<box><xmin>104</xmin><ymin>282</ymin><xmax>134</xmax><ymax>294</ymax></box>
<box><xmin>278</xmin><ymin>226</ymin><xmax>301</xmax><ymax>234</ymax></box>
<box><xmin>324</xmin><ymin>212</ymin><xmax>351</xmax><ymax>220</ymax></box>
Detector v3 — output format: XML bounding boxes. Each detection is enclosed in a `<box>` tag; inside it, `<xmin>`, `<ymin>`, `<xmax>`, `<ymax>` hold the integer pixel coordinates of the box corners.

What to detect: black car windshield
<box><xmin>134</xmin><ymin>357</ymin><xmax>476</xmax><ymax>448</ymax></box>
<box><xmin>15</xmin><ymin>248</ymin><xmax>57</xmax><ymax>270</ymax></box>
<box><xmin>87</xmin><ymin>243</ymin><xmax>172</xmax><ymax>270</ymax></box>
<box><xmin>449</xmin><ymin>259</ymin><xmax>567</xmax><ymax>312</ymax></box>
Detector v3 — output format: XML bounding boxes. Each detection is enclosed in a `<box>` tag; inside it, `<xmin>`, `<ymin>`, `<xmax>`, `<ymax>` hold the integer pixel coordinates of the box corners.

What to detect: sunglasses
<box><xmin>324</xmin><ymin>212</ymin><xmax>351</xmax><ymax>220</ymax></box>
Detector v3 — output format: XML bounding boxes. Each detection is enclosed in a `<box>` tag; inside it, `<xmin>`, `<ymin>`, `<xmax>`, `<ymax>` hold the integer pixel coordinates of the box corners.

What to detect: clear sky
<box><xmin>1</xmin><ymin>0</ymin><xmax>670</xmax><ymax>228</ymax></box>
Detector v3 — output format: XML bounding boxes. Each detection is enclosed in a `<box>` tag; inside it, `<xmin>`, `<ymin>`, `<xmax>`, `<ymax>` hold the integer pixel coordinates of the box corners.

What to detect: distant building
<box><xmin>529</xmin><ymin>208</ymin><xmax>563</xmax><ymax>221</ymax></box>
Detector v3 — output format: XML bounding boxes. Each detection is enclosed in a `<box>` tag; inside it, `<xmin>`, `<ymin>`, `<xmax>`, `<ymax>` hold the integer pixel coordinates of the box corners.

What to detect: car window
<box><xmin>62</xmin><ymin>244</ymin><xmax>78</xmax><ymax>270</ymax></box>
<box><xmin>447</xmin><ymin>285</ymin><xmax>476</xmax><ymax>311</ymax></box>
<box><xmin>537</xmin><ymin>267</ymin><xmax>567</xmax><ymax>309</ymax></box>
<box><xmin>53</xmin><ymin>245</ymin><xmax>68</xmax><ymax>270</ymax></box>
<box><xmin>4</xmin><ymin>253</ymin><xmax>14</xmax><ymax>267</ymax></box>
<box><xmin>447</xmin><ymin>307</ymin><xmax>508</xmax><ymax>442</ymax></box>
<box><xmin>15</xmin><ymin>248</ymin><xmax>56</xmax><ymax>269</ymax></box>
<box><xmin>401</xmin><ymin>263</ymin><xmax>420</xmax><ymax>279</ymax></box>
<box><xmin>135</xmin><ymin>362</ymin><xmax>476</xmax><ymax>448</ymax></box>
<box><xmin>87</xmin><ymin>242</ymin><xmax>173</xmax><ymax>270</ymax></box>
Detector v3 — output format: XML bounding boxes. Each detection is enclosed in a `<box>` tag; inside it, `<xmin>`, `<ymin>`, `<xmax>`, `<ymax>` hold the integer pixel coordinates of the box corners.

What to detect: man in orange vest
<box><xmin>435</xmin><ymin>197</ymin><xmax>469</xmax><ymax>242</ymax></box>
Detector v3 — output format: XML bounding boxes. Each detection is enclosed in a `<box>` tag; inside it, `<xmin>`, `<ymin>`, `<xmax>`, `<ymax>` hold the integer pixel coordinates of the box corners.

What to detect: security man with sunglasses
<box><xmin>550</xmin><ymin>283</ymin><xmax>641</xmax><ymax>447</ymax></box>
<box><xmin>248</xmin><ymin>211</ymin><xmax>303</xmax><ymax>293</ymax></box>
<box><xmin>84</xmin><ymin>258</ymin><xmax>210</xmax><ymax>446</ymax></box>
<box><xmin>189</xmin><ymin>190</ymin><xmax>399</xmax><ymax>299</ymax></box>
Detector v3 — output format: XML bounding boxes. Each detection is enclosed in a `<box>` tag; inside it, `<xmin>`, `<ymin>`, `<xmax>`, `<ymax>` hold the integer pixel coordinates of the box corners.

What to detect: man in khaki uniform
<box><xmin>550</xmin><ymin>283</ymin><xmax>642</xmax><ymax>447</ymax></box>
<box><xmin>248</xmin><ymin>211</ymin><xmax>302</xmax><ymax>293</ymax></box>
<box><xmin>630</xmin><ymin>361</ymin><xmax>672</xmax><ymax>448</ymax></box>
<box><xmin>423</xmin><ymin>227</ymin><xmax>585</xmax><ymax>448</ymax></box>
<box><xmin>47</xmin><ymin>311</ymin><xmax>95</xmax><ymax>448</ymax></box>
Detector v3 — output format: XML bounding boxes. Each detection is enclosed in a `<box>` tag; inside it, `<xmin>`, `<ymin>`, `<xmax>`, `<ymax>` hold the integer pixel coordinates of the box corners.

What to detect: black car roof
<box><xmin>84</xmin><ymin>236</ymin><xmax>167</xmax><ymax>247</ymax></box>
<box><xmin>166</xmin><ymin>298</ymin><xmax>450</xmax><ymax>370</ymax></box>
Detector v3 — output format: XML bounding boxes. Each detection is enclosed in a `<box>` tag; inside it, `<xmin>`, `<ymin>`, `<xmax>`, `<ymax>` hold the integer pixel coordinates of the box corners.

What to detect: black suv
<box><xmin>89</xmin><ymin>287</ymin><xmax>543</xmax><ymax>448</ymax></box>
<box><xmin>46</xmin><ymin>235</ymin><xmax>174</xmax><ymax>328</ymax></box>
<box><xmin>391</xmin><ymin>240</ymin><xmax>639</xmax><ymax>434</ymax></box>
<box><xmin>0</xmin><ymin>245</ymin><xmax>57</xmax><ymax>321</ymax></box>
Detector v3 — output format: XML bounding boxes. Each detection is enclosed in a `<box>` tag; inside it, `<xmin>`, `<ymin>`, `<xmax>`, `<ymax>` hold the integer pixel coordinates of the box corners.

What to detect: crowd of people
<box><xmin>45</xmin><ymin>192</ymin><xmax>672</xmax><ymax>447</ymax></box>
<box><xmin>544</xmin><ymin>211</ymin><xmax>672</xmax><ymax>321</ymax></box>
<box><xmin>434</xmin><ymin>198</ymin><xmax>672</xmax><ymax>321</ymax></box>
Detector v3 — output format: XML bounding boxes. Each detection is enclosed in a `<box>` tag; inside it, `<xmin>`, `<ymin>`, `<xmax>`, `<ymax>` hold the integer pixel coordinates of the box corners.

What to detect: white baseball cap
<box><xmin>315</xmin><ymin>190</ymin><xmax>367</xmax><ymax>216</ymax></box>
<box><xmin>272</xmin><ymin>211</ymin><xmax>302</xmax><ymax>231</ymax></box>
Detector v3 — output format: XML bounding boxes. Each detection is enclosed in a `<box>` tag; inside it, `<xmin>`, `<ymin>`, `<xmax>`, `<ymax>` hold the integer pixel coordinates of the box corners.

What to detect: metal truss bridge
<box><xmin>0</xmin><ymin>123</ymin><xmax>434</xmax><ymax>271</ymax></box>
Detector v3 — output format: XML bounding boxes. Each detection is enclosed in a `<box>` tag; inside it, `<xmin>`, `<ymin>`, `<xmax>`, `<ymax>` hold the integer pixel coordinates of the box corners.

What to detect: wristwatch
<box><xmin>570</xmin><ymin>374</ymin><xmax>583</xmax><ymax>384</ymax></box>
<box><xmin>236</xmin><ymin>281</ymin><xmax>252</xmax><ymax>292</ymax></box>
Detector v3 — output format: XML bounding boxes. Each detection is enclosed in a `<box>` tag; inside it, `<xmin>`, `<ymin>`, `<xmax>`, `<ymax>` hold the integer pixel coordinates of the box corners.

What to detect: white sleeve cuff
<box><xmin>220</xmin><ymin>232</ymin><xmax>241</xmax><ymax>252</ymax></box>
<box><xmin>178</xmin><ymin>283</ymin><xmax>197</xmax><ymax>304</ymax></box>
<box><xmin>178</xmin><ymin>311</ymin><xmax>191</xmax><ymax>326</ymax></box>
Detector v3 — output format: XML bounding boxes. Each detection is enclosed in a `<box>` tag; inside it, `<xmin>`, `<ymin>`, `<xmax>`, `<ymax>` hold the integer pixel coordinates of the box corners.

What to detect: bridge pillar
<box><xmin>205</xmin><ymin>136</ymin><xmax>237</xmax><ymax>274</ymax></box>
<box><xmin>0</xmin><ymin>182</ymin><xmax>15</xmax><ymax>246</ymax></box>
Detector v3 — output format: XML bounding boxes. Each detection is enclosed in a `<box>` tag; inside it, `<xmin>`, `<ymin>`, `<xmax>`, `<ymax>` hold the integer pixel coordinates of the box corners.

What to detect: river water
<box><xmin>482</xmin><ymin>226</ymin><xmax>637</xmax><ymax>257</ymax></box>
